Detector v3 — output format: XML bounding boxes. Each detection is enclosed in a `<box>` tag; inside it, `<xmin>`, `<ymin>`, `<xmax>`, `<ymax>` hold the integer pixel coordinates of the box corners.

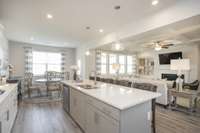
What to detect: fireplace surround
<box><xmin>162</xmin><ymin>73</ymin><xmax>184</xmax><ymax>81</ymax></box>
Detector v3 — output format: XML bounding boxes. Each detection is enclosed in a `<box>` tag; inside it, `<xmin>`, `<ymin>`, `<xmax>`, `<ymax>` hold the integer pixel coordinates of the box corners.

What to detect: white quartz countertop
<box><xmin>0</xmin><ymin>83</ymin><xmax>18</xmax><ymax>104</ymax></box>
<box><xmin>61</xmin><ymin>80</ymin><xmax>161</xmax><ymax>110</ymax></box>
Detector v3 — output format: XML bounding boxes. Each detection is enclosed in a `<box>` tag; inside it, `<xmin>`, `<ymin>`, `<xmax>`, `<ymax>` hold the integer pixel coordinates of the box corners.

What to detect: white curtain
<box><xmin>61</xmin><ymin>52</ymin><xmax>66</xmax><ymax>73</ymax></box>
<box><xmin>24</xmin><ymin>47</ymin><xmax>33</xmax><ymax>73</ymax></box>
<box><xmin>95</xmin><ymin>49</ymin><xmax>101</xmax><ymax>75</ymax></box>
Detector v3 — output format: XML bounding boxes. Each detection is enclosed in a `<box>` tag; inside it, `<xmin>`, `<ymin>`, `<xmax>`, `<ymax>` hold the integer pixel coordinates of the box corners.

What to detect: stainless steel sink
<box><xmin>78</xmin><ymin>84</ymin><xmax>99</xmax><ymax>89</ymax></box>
<box><xmin>0</xmin><ymin>89</ymin><xmax>5</xmax><ymax>95</ymax></box>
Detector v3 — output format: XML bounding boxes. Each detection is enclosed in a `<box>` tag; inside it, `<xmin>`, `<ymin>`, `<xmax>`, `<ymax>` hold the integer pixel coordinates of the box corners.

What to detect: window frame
<box><xmin>100</xmin><ymin>52</ymin><xmax>108</xmax><ymax>75</ymax></box>
<box><xmin>99</xmin><ymin>52</ymin><xmax>136</xmax><ymax>75</ymax></box>
<box><xmin>32</xmin><ymin>51</ymin><xmax>62</xmax><ymax>76</ymax></box>
<box><xmin>108</xmin><ymin>53</ymin><xmax>117</xmax><ymax>75</ymax></box>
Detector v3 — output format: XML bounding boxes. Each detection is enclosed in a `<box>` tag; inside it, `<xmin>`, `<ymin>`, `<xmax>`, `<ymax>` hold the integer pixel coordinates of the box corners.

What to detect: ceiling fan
<box><xmin>144</xmin><ymin>40</ymin><xmax>181</xmax><ymax>51</ymax></box>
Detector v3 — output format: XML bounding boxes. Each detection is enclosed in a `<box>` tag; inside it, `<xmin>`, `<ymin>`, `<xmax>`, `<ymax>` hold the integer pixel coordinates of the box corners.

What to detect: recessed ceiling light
<box><xmin>46</xmin><ymin>14</ymin><xmax>53</xmax><ymax>19</ymax></box>
<box><xmin>152</xmin><ymin>0</ymin><xmax>159</xmax><ymax>6</ymax></box>
<box><xmin>99</xmin><ymin>29</ymin><xmax>104</xmax><ymax>33</ymax></box>
<box><xmin>114</xmin><ymin>5</ymin><xmax>121</xmax><ymax>10</ymax></box>
<box><xmin>86</xmin><ymin>26</ymin><xmax>91</xmax><ymax>30</ymax></box>
<box><xmin>112</xmin><ymin>42</ymin><xmax>124</xmax><ymax>51</ymax></box>
<box><xmin>115</xmin><ymin>43</ymin><xmax>121</xmax><ymax>50</ymax></box>
<box><xmin>30</xmin><ymin>37</ymin><xmax>34</xmax><ymax>41</ymax></box>
<box><xmin>85</xmin><ymin>51</ymin><xmax>90</xmax><ymax>56</ymax></box>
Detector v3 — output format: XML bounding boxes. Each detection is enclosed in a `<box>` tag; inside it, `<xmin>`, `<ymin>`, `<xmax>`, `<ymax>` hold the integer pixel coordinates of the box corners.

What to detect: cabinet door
<box><xmin>85</xmin><ymin>103</ymin><xmax>119</xmax><ymax>133</ymax></box>
<box><xmin>70</xmin><ymin>89</ymin><xmax>85</xmax><ymax>130</ymax></box>
<box><xmin>9</xmin><ymin>89</ymin><xmax>18</xmax><ymax>131</ymax></box>
<box><xmin>85</xmin><ymin>103</ymin><xmax>97</xmax><ymax>133</ymax></box>
<box><xmin>0</xmin><ymin>114</ymin><xmax>3</xmax><ymax>133</ymax></box>
<box><xmin>0</xmin><ymin>110</ymin><xmax>10</xmax><ymax>133</ymax></box>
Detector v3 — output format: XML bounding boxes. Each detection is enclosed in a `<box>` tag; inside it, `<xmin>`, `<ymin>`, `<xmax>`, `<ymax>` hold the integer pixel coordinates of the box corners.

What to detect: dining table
<box><xmin>35</xmin><ymin>78</ymin><xmax>62</xmax><ymax>83</ymax></box>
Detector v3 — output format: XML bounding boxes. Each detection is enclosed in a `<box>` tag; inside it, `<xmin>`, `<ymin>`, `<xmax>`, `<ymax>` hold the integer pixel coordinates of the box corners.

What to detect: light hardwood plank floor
<box><xmin>156</xmin><ymin>106</ymin><xmax>200</xmax><ymax>133</ymax></box>
<box><xmin>12</xmin><ymin>101</ymin><xmax>200</xmax><ymax>133</ymax></box>
<box><xmin>12</xmin><ymin>101</ymin><xmax>82</xmax><ymax>133</ymax></box>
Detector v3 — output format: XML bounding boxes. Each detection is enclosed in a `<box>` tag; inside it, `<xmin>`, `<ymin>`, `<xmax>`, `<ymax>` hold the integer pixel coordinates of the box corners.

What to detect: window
<box><xmin>119</xmin><ymin>55</ymin><xmax>125</xmax><ymax>74</ymax></box>
<box><xmin>127</xmin><ymin>55</ymin><xmax>133</xmax><ymax>74</ymax></box>
<box><xmin>77</xmin><ymin>59</ymin><xmax>81</xmax><ymax>75</ymax></box>
<box><xmin>33</xmin><ymin>51</ymin><xmax>62</xmax><ymax>75</ymax></box>
<box><xmin>98</xmin><ymin>52</ymin><xmax>136</xmax><ymax>75</ymax></box>
<box><xmin>101</xmin><ymin>53</ymin><xmax>107</xmax><ymax>74</ymax></box>
<box><xmin>109</xmin><ymin>54</ymin><xmax>117</xmax><ymax>74</ymax></box>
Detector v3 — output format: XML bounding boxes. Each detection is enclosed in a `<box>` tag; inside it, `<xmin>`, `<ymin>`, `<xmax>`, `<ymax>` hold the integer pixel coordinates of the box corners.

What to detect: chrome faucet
<box><xmin>91</xmin><ymin>70</ymin><xmax>97</xmax><ymax>85</ymax></box>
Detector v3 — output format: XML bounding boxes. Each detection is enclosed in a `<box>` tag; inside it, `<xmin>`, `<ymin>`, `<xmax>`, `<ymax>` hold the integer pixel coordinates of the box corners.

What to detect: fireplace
<box><xmin>161</xmin><ymin>73</ymin><xmax>184</xmax><ymax>81</ymax></box>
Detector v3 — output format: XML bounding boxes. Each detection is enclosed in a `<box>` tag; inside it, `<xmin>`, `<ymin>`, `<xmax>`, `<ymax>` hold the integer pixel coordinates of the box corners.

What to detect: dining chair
<box><xmin>118</xmin><ymin>80</ymin><xmax>131</xmax><ymax>87</ymax></box>
<box><xmin>24</xmin><ymin>72</ymin><xmax>42</xmax><ymax>98</ymax></box>
<box><xmin>46</xmin><ymin>71</ymin><xmax>62</xmax><ymax>97</ymax></box>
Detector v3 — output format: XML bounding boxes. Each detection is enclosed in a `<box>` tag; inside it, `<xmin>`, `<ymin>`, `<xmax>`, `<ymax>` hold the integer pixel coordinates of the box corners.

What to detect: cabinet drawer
<box><xmin>85</xmin><ymin>96</ymin><xmax>120</xmax><ymax>121</ymax></box>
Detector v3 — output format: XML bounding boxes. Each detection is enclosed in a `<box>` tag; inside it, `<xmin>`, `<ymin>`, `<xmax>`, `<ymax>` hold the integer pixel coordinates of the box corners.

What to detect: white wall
<box><xmin>9</xmin><ymin>41</ymin><xmax>76</xmax><ymax>77</ymax></box>
<box><xmin>76</xmin><ymin>45</ymin><xmax>87</xmax><ymax>79</ymax></box>
<box><xmin>85</xmin><ymin>50</ymin><xmax>96</xmax><ymax>79</ymax></box>
<box><xmin>137</xmin><ymin>44</ymin><xmax>200</xmax><ymax>82</ymax></box>
<box><xmin>0</xmin><ymin>24</ymin><xmax>8</xmax><ymax>76</ymax></box>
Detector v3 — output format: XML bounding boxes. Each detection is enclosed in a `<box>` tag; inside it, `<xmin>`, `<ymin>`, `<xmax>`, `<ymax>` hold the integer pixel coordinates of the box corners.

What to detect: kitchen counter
<box><xmin>0</xmin><ymin>83</ymin><xmax>18</xmax><ymax>104</ymax></box>
<box><xmin>0</xmin><ymin>83</ymin><xmax>18</xmax><ymax>133</ymax></box>
<box><xmin>61</xmin><ymin>80</ymin><xmax>161</xmax><ymax>110</ymax></box>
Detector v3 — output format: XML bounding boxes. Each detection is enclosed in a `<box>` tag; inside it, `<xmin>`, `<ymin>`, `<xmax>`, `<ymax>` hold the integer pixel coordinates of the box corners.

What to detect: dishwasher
<box><xmin>63</xmin><ymin>84</ymin><xmax>70</xmax><ymax>113</ymax></box>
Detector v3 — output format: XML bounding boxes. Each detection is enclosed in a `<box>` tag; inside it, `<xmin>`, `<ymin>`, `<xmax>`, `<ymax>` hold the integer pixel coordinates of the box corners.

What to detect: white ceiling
<box><xmin>97</xmin><ymin>15</ymin><xmax>200</xmax><ymax>52</ymax></box>
<box><xmin>0</xmin><ymin>0</ymin><xmax>178</xmax><ymax>47</ymax></box>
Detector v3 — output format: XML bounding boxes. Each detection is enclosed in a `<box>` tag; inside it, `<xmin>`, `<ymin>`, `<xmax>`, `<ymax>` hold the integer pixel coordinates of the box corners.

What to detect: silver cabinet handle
<box><xmin>6</xmin><ymin>110</ymin><xmax>9</xmax><ymax>121</ymax></box>
<box><xmin>102</xmin><ymin>107</ymin><xmax>111</xmax><ymax>115</ymax></box>
<box><xmin>86</xmin><ymin>99</ymin><xmax>93</xmax><ymax>104</ymax></box>
<box><xmin>0</xmin><ymin>121</ymin><xmax>2</xmax><ymax>133</ymax></box>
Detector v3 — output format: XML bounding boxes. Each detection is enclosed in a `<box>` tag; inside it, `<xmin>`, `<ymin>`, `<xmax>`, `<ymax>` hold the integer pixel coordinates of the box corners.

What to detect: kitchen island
<box><xmin>61</xmin><ymin>80</ymin><xmax>161</xmax><ymax>133</ymax></box>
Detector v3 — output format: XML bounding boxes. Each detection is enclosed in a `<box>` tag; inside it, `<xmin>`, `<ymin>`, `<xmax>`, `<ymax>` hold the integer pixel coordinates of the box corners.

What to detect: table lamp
<box><xmin>112</xmin><ymin>63</ymin><xmax>120</xmax><ymax>79</ymax></box>
<box><xmin>170</xmin><ymin>59</ymin><xmax>190</xmax><ymax>91</ymax></box>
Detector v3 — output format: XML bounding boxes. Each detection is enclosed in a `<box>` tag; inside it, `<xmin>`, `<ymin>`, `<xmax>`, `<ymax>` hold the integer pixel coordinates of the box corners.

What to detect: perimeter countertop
<box><xmin>0</xmin><ymin>83</ymin><xmax>18</xmax><ymax>104</ymax></box>
<box><xmin>61</xmin><ymin>80</ymin><xmax>161</xmax><ymax>110</ymax></box>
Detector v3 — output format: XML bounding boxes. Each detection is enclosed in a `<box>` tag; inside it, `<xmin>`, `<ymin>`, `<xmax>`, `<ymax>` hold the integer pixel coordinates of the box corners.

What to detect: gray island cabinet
<box><xmin>62</xmin><ymin>80</ymin><xmax>160</xmax><ymax>133</ymax></box>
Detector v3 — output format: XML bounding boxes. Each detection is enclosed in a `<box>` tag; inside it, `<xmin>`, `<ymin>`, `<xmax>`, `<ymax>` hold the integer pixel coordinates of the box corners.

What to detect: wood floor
<box><xmin>12</xmin><ymin>101</ymin><xmax>200</xmax><ymax>133</ymax></box>
<box><xmin>12</xmin><ymin>101</ymin><xmax>82</xmax><ymax>133</ymax></box>
<box><xmin>156</xmin><ymin>106</ymin><xmax>200</xmax><ymax>133</ymax></box>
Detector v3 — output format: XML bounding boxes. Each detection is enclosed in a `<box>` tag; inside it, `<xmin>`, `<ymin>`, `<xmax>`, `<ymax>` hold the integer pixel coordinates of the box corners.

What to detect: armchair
<box><xmin>183</xmin><ymin>80</ymin><xmax>199</xmax><ymax>91</ymax></box>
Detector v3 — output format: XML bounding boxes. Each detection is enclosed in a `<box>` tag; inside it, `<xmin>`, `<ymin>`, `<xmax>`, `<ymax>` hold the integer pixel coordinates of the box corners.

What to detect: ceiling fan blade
<box><xmin>163</xmin><ymin>43</ymin><xmax>174</xmax><ymax>46</ymax></box>
<box><xmin>142</xmin><ymin>43</ymin><xmax>154</xmax><ymax>48</ymax></box>
<box><xmin>161</xmin><ymin>46</ymin><xmax>169</xmax><ymax>49</ymax></box>
<box><xmin>163</xmin><ymin>40</ymin><xmax>182</xmax><ymax>44</ymax></box>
